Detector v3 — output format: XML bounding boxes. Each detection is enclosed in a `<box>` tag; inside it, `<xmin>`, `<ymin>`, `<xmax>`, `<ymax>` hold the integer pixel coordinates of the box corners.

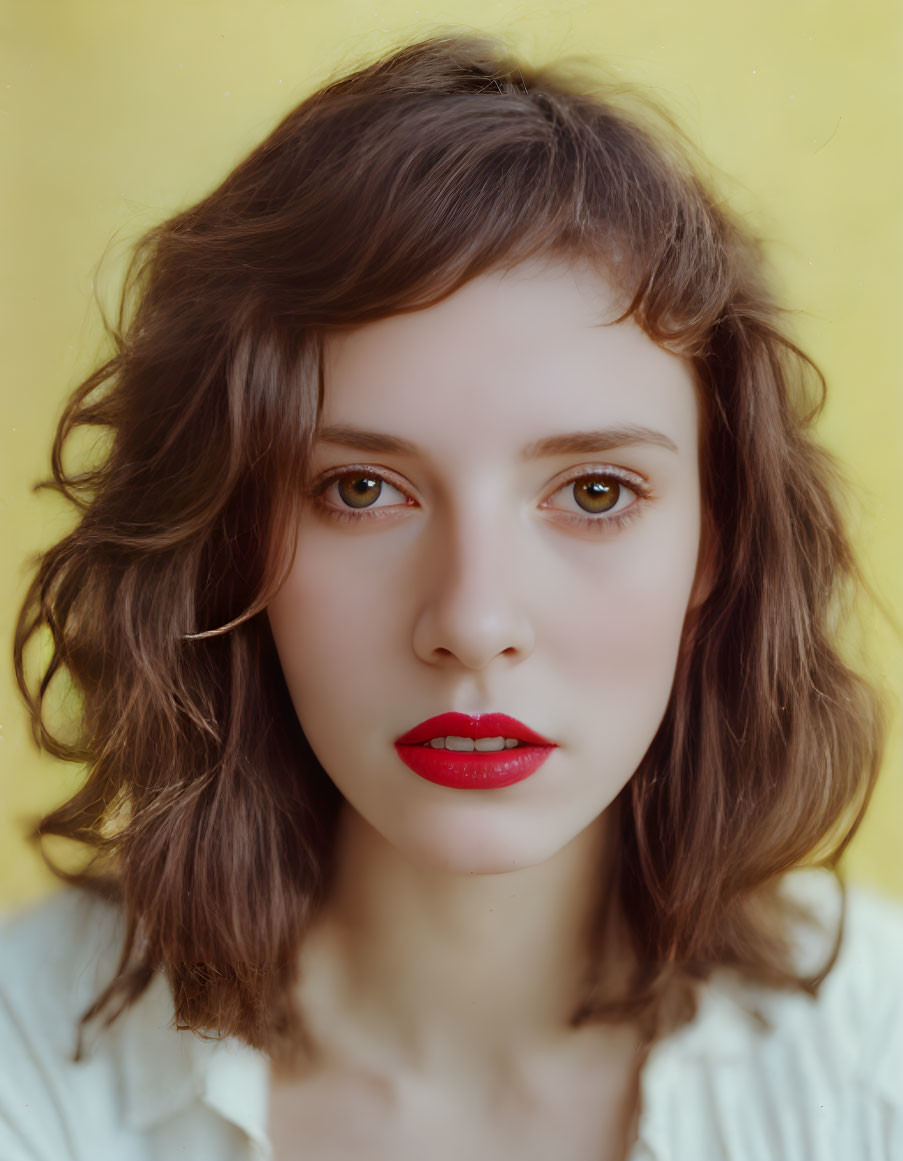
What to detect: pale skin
<box><xmin>264</xmin><ymin>256</ymin><xmax>714</xmax><ymax>1160</ymax></box>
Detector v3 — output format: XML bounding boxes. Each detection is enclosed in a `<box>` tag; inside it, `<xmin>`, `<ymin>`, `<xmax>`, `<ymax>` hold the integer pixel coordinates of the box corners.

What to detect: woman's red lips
<box><xmin>395</xmin><ymin>712</ymin><xmax>556</xmax><ymax>747</ymax></box>
<box><xmin>394</xmin><ymin>712</ymin><xmax>557</xmax><ymax>790</ymax></box>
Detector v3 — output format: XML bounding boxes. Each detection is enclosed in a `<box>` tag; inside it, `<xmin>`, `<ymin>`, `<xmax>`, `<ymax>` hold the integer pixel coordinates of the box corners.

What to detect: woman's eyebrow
<box><xmin>314</xmin><ymin>423</ymin><xmax>679</xmax><ymax>458</ymax></box>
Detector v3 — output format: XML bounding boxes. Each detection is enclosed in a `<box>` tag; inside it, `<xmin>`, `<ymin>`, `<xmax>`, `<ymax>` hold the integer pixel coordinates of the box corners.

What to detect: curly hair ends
<box><xmin>12</xmin><ymin>32</ymin><xmax>889</xmax><ymax>1062</ymax></box>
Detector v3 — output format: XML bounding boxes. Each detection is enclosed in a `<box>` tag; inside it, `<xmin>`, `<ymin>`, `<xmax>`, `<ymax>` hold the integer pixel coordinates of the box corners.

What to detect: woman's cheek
<box><xmin>564</xmin><ymin>545</ymin><xmax>698</xmax><ymax>691</ymax></box>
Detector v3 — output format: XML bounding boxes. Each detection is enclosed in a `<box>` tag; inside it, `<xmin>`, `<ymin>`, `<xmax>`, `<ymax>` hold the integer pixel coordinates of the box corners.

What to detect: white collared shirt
<box><xmin>0</xmin><ymin>871</ymin><xmax>901</xmax><ymax>1161</ymax></box>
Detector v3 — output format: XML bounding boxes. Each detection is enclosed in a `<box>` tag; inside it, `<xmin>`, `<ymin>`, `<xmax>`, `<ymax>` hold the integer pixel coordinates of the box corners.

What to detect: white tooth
<box><xmin>425</xmin><ymin>736</ymin><xmax>524</xmax><ymax>751</ymax></box>
<box><xmin>444</xmin><ymin>736</ymin><xmax>475</xmax><ymax>751</ymax></box>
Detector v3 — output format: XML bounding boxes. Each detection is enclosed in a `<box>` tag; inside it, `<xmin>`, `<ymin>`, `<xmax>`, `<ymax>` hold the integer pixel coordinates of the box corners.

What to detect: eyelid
<box><xmin>308</xmin><ymin>464</ymin><xmax>409</xmax><ymax>501</ymax></box>
<box><xmin>550</xmin><ymin>462</ymin><xmax>650</xmax><ymax>494</ymax></box>
<box><xmin>310</xmin><ymin>461</ymin><xmax>650</xmax><ymax>497</ymax></box>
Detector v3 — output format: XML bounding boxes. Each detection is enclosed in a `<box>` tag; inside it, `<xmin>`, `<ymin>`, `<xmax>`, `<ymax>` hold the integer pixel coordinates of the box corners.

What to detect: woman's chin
<box><xmin>375</xmin><ymin>815</ymin><xmax>589</xmax><ymax>878</ymax></box>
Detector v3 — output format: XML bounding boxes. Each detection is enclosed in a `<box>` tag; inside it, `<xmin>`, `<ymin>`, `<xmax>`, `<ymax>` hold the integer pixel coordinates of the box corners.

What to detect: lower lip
<box><xmin>394</xmin><ymin>743</ymin><xmax>555</xmax><ymax>789</ymax></box>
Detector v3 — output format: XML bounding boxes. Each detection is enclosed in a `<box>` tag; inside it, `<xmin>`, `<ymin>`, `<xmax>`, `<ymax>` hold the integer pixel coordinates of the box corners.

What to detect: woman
<box><xmin>4</xmin><ymin>32</ymin><xmax>901</xmax><ymax>1161</ymax></box>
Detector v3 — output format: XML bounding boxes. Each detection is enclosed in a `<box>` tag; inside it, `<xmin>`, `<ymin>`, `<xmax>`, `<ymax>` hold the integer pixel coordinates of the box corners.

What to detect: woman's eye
<box><xmin>545</xmin><ymin>474</ymin><xmax>638</xmax><ymax>519</ymax></box>
<box><xmin>311</xmin><ymin>467</ymin><xmax>649</xmax><ymax>531</ymax></box>
<box><xmin>312</xmin><ymin>470</ymin><xmax>410</xmax><ymax>519</ymax></box>
<box><xmin>328</xmin><ymin>471</ymin><xmax>405</xmax><ymax>509</ymax></box>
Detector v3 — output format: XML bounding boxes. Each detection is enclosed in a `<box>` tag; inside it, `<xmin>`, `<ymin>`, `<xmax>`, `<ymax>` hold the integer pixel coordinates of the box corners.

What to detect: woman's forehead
<box><xmin>318</xmin><ymin>260</ymin><xmax>699</xmax><ymax>460</ymax></box>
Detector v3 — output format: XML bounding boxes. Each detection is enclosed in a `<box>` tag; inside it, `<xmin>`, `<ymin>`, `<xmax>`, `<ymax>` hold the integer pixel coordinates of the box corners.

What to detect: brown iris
<box><xmin>573</xmin><ymin>477</ymin><xmax>619</xmax><ymax>514</ymax></box>
<box><xmin>336</xmin><ymin>472</ymin><xmax>382</xmax><ymax>508</ymax></box>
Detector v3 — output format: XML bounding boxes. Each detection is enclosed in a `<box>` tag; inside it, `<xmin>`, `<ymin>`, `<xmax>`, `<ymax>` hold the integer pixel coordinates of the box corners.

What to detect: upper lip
<box><xmin>395</xmin><ymin>712</ymin><xmax>557</xmax><ymax>747</ymax></box>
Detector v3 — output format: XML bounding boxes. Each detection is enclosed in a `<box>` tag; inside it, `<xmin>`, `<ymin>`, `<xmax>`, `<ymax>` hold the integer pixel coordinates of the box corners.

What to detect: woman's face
<box><xmin>267</xmin><ymin>258</ymin><xmax>709</xmax><ymax>874</ymax></box>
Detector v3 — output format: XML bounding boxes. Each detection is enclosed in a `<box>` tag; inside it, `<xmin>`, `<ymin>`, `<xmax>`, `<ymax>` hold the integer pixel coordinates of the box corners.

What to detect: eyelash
<box><xmin>307</xmin><ymin>464</ymin><xmax>653</xmax><ymax>535</ymax></box>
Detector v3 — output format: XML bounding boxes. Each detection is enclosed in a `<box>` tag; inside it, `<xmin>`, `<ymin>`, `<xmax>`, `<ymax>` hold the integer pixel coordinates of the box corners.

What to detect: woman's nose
<box><xmin>410</xmin><ymin>502</ymin><xmax>536</xmax><ymax>671</ymax></box>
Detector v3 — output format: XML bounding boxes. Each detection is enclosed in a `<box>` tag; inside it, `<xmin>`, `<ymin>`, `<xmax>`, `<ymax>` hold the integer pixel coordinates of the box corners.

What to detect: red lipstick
<box><xmin>394</xmin><ymin>712</ymin><xmax>557</xmax><ymax>790</ymax></box>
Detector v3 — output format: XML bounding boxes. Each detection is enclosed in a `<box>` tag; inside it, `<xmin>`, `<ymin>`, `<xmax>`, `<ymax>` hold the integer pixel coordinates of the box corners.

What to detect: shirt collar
<box><xmin>630</xmin><ymin>971</ymin><xmax>779</xmax><ymax>1160</ymax></box>
<box><xmin>93</xmin><ymin>965</ymin><xmax>271</xmax><ymax>1155</ymax></box>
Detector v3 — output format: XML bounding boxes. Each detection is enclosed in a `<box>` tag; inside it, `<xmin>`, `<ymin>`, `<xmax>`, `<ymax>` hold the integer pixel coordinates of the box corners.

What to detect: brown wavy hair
<box><xmin>12</xmin><ymin>32</ymin><xmax>889</xmax><ymax>1062</ymax></box>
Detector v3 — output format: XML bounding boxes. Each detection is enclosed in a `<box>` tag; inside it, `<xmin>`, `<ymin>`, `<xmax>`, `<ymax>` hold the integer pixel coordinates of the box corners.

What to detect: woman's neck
<box><xmin>289</xmin><ymin>800</ymin><xmax>635</xmax><ymax>1092</ymax></box>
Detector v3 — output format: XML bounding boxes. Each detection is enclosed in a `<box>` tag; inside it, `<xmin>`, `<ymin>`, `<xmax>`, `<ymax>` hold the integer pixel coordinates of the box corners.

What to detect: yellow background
<box><xmin>2</xmin><ymin>1</ymin><xmax>901</xmax><ymax>907</ymax></box>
